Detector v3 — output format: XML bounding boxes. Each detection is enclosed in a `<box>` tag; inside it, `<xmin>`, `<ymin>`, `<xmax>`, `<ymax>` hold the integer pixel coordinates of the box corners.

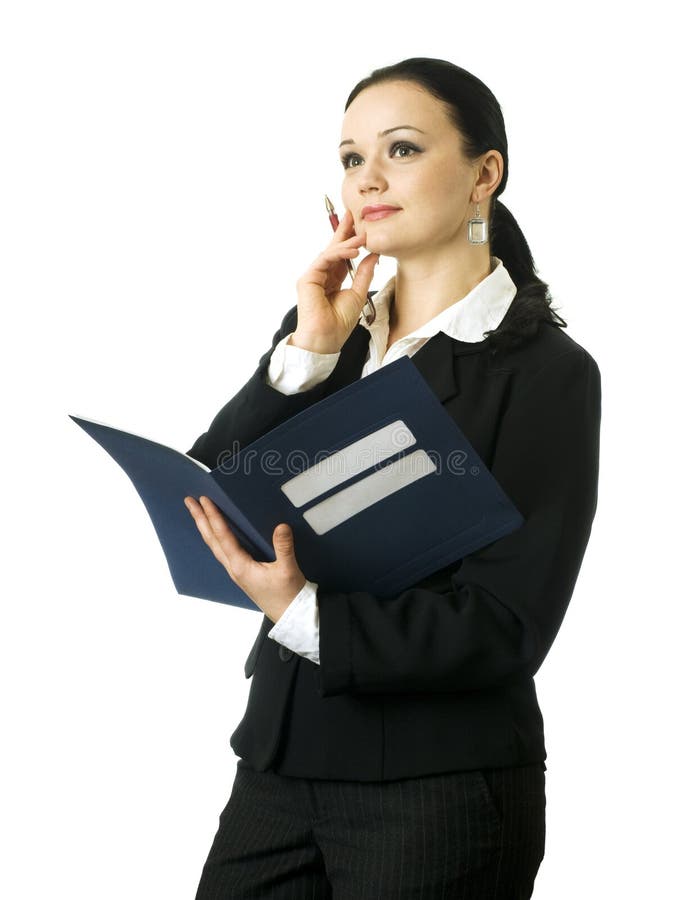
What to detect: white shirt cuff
<box><xmin>265</xmin><ymin>334</ymin><xmax>341</xmax><ymax>395</ymax></box>
<box><xmin>267</xmin><ymin>579</ymin><xmax>320</xmax><ymax>665</ymax></box>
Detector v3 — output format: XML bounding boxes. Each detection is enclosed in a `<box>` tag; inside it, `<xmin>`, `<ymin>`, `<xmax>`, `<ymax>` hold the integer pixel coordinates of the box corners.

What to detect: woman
<box><xmin>185</xmin><ymin>57</ymin><xmax>601</xmax><ymax>898</ymax></box>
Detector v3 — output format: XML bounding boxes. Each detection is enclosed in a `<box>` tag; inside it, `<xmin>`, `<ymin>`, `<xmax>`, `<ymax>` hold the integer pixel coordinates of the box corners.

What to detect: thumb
<box><xmin>273</xmin><ymin>523</ymin><xmax>295</xmax><ymax>561</ymax></box>
<box><xmin>351</xmin><ymin>252</ymin><xmax>380</xmax><ymax>299</ymax></box>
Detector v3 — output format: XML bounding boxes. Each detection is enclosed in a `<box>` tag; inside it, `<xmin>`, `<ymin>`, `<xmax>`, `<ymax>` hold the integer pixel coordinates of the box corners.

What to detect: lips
<box><xmin>361</xmin><ymin>205</ymin><xmax>401</xmax><ymax>221</ymax></box>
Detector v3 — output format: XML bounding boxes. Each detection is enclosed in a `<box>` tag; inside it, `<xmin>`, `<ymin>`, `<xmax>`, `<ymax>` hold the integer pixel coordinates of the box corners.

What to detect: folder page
<box><xmin>69</xmin><ymin>414</ymin><xmax>273</xmax><ymax>611</ymax></box>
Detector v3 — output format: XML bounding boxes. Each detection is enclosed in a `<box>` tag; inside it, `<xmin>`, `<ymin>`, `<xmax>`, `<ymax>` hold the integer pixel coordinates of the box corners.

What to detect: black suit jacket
<box><xmin>186</xmin><ymin>299</ymin><xmax>601</xmax><ymax>781</ymax></box>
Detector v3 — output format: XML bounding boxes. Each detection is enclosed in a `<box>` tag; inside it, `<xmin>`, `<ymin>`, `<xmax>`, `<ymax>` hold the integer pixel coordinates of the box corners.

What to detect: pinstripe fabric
<box><xmin>195</xmin><ymin>759</ymin><xmax>545</xmax><ymax>899</ymax></box>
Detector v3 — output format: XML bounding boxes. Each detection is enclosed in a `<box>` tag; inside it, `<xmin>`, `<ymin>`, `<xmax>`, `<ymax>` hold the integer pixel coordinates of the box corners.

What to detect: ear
<box><xmin>473</xmin><ymin>149</ymin><xmax>504</xmax><ymax>204</ymax></box>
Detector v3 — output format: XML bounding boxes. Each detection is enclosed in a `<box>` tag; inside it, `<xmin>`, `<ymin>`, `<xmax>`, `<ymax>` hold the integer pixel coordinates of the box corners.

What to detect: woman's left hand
<box><xmin>184</xmin><ymin>495</ymin><xmax>306</xmax><ymax>623</ymax></box>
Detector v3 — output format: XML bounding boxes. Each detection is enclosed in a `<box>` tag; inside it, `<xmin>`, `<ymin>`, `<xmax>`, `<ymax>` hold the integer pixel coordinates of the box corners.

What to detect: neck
<box><xmin>389</xmin><ymin>247</ymin><xmax>493</xmax><ymax>335</ymax></box>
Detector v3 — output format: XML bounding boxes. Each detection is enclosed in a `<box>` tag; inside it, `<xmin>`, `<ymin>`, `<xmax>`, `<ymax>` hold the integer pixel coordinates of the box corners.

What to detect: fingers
<box><xmin>300</xmin><ymin>232</ymin><xmax>365</xmax><ymax>286</ymax></box>
<box><xmin>322</xmin><ymin>238</ymin><xmax>363</xmax><ymax>271</ymax></box>
<box><xmin>297</xmin><ymin>210</ymin><xmax>364</xmax><ymax>285</ymax></box>
<box><xmin>184</xmin><ymin>496</ymin><xmax>248</xmax><ymax>582</ymax></box>
<box><xmin>326</xmin><ymin>209</ymin><xmax>364</xmax><ymax>259</ymax></box>
<box><xmin>333</xmin><ymin>207</ymin><xmax>357</xmax><ymax>239</ymax></box>
<box><xmin>326</xmin><ymin>226</ymin><xmax>365</xmax><ymax>257</ymax></box>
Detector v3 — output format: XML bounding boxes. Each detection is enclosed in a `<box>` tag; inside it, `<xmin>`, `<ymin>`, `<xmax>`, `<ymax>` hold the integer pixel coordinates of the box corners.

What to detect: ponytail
<box><xmin>485</xmin><ymin>199</ymin><xmax>567</xmax><ymax>355</ymax></box>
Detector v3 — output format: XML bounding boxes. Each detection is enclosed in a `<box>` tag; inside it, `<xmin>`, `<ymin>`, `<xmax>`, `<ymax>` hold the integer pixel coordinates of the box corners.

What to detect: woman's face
<box><xmin>339</xmin><ymin>80</ymin><xmax>479</xmax><ymax>261</ymax></box>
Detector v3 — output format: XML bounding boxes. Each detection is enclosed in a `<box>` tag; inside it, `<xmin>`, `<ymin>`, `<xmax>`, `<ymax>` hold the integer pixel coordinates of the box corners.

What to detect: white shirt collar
<box><xmin>358</xmin><ymin>255</ymin><xmax>516</xmax><ymax>344</ymax></box>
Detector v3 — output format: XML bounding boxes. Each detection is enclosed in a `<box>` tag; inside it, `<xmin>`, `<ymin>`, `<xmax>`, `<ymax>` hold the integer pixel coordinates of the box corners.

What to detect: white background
<box><xmin>2</xmin><ymin>1</ymin><xmax>692</xmax><ymax>896</ymax></box>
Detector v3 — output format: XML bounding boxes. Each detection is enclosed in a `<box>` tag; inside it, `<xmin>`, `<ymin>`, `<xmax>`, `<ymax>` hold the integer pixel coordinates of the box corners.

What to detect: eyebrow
<box><xmin>338</xmin><ymin>125</ymin><xmax>426</xmax><ymax>149</ymax></box>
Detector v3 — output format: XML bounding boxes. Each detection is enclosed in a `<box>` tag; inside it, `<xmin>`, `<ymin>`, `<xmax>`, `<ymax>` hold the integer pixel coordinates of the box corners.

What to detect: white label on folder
<box><xmin>280</xmin><ymin>419</ymin><xmax>417</xmax><ymax>507</ymax></box>
<box><xmin>302</xmin><ymin>448</ymin><xmax>436</xmax><ymax>535</ymax></box>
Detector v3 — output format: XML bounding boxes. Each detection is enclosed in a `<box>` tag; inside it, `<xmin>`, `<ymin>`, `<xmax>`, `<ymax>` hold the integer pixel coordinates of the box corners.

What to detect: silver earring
<box><xmin>467</xmin><ymin>202</ymin><xmax>488</xmax><ymax>244</ymax></box>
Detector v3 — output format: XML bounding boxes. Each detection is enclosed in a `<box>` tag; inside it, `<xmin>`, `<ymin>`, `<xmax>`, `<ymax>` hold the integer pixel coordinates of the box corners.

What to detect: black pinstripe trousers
<box><xmin>194</xmin><ymin>758</ymin><xmax>546</xmax><ymax>899</ymax></box>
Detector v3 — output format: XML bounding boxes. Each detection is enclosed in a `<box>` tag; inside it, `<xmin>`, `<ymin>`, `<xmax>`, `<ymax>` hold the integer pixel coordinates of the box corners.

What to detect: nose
<box><xmin>357</xmin><ymin>155</ymin><xmax>388</xmax><ymax>194</ymax></box>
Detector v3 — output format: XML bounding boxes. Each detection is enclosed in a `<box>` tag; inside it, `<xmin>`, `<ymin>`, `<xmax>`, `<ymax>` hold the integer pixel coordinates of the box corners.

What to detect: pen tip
<box><xmin>324</xmin><ymin>194</ymin><xmax>334</xmax><ymax>213</ymax></box>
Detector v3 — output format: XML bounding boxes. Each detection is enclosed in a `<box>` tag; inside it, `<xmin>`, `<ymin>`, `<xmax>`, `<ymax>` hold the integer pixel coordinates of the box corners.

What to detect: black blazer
<box><xmin>186</xmin><ymin>298</ymin><xmax>601</xmax><ymax>781</ymax></box>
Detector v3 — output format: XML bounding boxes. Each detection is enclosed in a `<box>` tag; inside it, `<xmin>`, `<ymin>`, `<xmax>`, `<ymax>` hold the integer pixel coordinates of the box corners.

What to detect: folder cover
<box><xmin>70</xmin><ymin>355</ymin><xmax>524</xmax><ymax>611</ymax></box>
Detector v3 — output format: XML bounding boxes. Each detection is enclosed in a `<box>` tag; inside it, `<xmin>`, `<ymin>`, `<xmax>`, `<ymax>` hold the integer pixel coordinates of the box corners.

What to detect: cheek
<box><xmin>413</xmin><ymin>177</ymin><xmax>462</xmax><ymax>228</ymax></box>
<box><xmin>429</xmin><ymin>159</ymin><xmax>465</xmax><ymax>201</ymax></box>
<box><xmin>341</xmin><ymin>177</ymin><xmax>360</xmax><ymax>208</ymax></box>
<box><xmin>421</xmin><ymin>165</ymin><xmax>468</xmax><ymax>225</ymax></box>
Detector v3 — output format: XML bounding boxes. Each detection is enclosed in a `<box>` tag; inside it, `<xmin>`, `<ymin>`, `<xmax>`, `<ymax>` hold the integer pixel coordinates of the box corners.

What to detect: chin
<box><xmin>365</xmin><ymin>237</ymin><xmax>405</xmax><ymax>257</ymax></box>
<box><xmin>363</xmin><ymin>232</ymin><xmax>397</xmax><ymax>254</ymax></box>
<box><xmin>363</xmin><ymin>220</ymin><xmax>414</xmax><ymax>254</ymax></box>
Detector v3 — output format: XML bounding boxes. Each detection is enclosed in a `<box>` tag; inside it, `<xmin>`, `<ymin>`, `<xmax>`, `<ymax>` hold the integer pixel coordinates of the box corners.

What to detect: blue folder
<box><xmin>70</xmin><ymin>355</ymin><xmax>524</xmax><ymax>611</ymax></box>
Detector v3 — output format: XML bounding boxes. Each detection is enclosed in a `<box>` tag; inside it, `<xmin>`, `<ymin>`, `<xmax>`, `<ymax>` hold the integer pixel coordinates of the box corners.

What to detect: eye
<box><xmin>340</xmin><ymin>152</ymin><xmax>361</xmax><ymax>170</ymax></box>
<box><xmin>340</xmin><ymin>140</ymin><xmax>422</xmax><ymax>170</ymax></box>
<box><xmin>391</xmin><ymin>140</ymin><xmax>418</xmax><ymax>159</ymax></box>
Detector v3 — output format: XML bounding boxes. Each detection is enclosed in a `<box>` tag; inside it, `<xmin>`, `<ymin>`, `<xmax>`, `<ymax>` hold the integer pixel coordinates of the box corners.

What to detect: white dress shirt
<box><xmin>264</xmin><ymin>256</ymin><xmax>517</xmax><ymax>665</ymax></box>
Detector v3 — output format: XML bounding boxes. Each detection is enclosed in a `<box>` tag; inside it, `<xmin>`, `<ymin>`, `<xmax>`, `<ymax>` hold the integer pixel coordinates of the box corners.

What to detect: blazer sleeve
<box><xmin>316</xmin><ymin>346</ymin><xmax>602</xmax><ymax>697</ymax></box>
<box><xmin>186</xmin><ymin>305</ymin><xmax>336</xmax><ymax>469</ymax></box>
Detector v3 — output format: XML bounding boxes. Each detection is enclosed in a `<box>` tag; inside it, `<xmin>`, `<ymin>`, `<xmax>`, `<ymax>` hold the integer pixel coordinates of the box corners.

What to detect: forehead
<box><xmin>340</xmin><ymin>81</ymin><xmax>451</xmax><ymax>140</ymax></box>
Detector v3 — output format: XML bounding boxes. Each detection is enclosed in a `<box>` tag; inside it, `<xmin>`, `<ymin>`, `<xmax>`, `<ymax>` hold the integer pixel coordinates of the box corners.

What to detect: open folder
<box><xmin>70</xmin><ymin>355</ymin><xmax>524</xmax><ymax>612</ymax></box>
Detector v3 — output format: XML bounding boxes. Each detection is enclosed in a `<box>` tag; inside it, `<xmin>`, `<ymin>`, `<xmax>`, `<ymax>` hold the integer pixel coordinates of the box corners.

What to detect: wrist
<box><xmin>288</xmin><ymin>331</ymin><xmax>341</xmax><ymax>355</ymax></box>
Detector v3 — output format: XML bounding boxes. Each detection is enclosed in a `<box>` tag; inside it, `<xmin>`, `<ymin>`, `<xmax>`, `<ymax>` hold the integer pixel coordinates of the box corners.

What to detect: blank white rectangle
<box><xmin>281</xmin><ymin>419</ymin><xmax>417</xmax><ymax>507</ymax></box>
<box><xmin>302</xmin><ymin>448</ymin><xmax>436</xmax><ymax>535</ymax></box>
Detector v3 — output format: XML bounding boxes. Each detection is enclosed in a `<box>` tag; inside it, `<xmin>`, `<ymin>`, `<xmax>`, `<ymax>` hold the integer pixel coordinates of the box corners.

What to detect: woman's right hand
<box><xmin>291</xmin><ymin>209</ymin><xmax>380</xmax><ymax>355</ymax></box>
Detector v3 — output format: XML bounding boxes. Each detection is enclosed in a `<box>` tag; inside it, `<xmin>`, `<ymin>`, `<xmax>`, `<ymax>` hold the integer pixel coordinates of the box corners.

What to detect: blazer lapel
<box><xmin>407</xmin><ymin>330</ymin><xmax>460</xmax><ymax>406</ymax></box>
<box><xmin>327</xmin><ymin>321</ymin><xmax>371</xmax><ymax>390</ymax></box>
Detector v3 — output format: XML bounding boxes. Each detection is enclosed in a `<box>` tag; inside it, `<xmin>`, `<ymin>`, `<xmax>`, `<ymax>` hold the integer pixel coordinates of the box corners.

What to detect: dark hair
<box><xmin>345</xmin><ymin>57</ymin><xmax>567</xmax><ymax>355</ymax></box>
